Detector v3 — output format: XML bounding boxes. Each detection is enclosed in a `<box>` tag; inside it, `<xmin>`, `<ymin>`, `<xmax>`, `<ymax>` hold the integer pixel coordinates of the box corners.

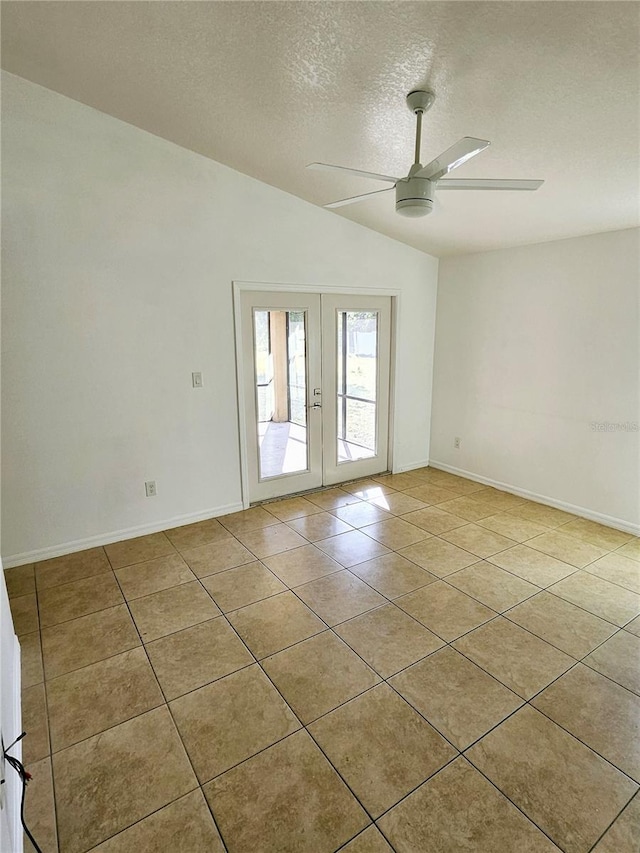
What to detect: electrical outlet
<box><xmin>192</xmin><ymin>372</ymin><xmax>203</xmax><ymax>388</ymax></box>
<box><xmin>145</xmin><ymin>480</ymin><xmax>157</xmax><ymax>497</ymax></box>
<box><xmin>454</xmin><ymin>437</ymin><xmax>461</xmax><ymax>449</ymax></box>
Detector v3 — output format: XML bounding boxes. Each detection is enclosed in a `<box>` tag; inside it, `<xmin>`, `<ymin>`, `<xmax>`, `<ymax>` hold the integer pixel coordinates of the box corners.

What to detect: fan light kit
<box><xmin>308</xmin><ymin>89</ymin><xmax>543</xmax><ymax>218</ymax></box>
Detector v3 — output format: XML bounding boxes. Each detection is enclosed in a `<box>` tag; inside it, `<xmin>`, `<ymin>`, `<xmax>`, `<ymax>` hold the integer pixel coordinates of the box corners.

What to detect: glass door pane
<box><xmin>337</xmin><ymin>310</ymin><xmax>378</xmax><ymax>463</ymax></box>
<box><xmin>254</xmin><ymin>309</ymin><xmax>309</xmax><ymax>479</ymax></box>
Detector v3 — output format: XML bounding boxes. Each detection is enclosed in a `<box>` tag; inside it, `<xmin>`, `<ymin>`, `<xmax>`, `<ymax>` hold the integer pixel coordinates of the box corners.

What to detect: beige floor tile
<box><xmin>528</xmin><ymin>531</ymin><xmax>609</xmax><ymax>568</ymax></box>
<box><xmin>201</xmin><ymin>561</ymin><xmax>286</xmax><ymax>611</ymax></box>
<box><xmin>35</xmin><ymin>547</ymin><xmax>111</xmax><ymax>590</ymax></box>
<box><xmin>335</xmin><ymin>604</ymin><xmax>444</xmax><ymax>678</ymax></box>
<box><xmin>586</xmin><ymin>552</ymin><xmax>640</xmax><ymax>594</ymax></box>
<box><xmin>373</xmin><ymin>472</ymin><xmax>423</xmax><ymax>491</ymax></box>
<box><xmin>24</xmin><ymin>757</ymin><xmax>58</xmax><ymax>853</ymax></box>
<box><xmin>396</xmin><ymin>581</ymin><xmax>496</xmax><ymax>642</ymax></box>
<box><xmin>204</xmin><ymin>730</ymin><xmax>368</xmax><ymax>853</ymax></box>
<box><xmin>342</xmin><ymin>480</ymin><xmax>397</xmax><ymax>499</ymax></box>
<box><xmin>265</xmin><ymin>496</ymin><xmax>322</xmax><ymax>521</ymax></box>
<box><xmin>295</xmin><ymin>570</ymin><xmax>386</xmax><ymax>626</ymax></box>
<box><xmin>469</xmin><ymin>490</ymin><xmax>527</xmax><ymax>512</ymax></box>
<box><xmin>368</xmin><ymin>491</ymin><xmax>428</xmax><ymax>516</ymax></box>
<box><xmin>549</xmin><ymin>571</ymin><xmax>640</xmax><ymax>626</ymax></box>
<box><xmin>403</xmin><ymin>484</ymin><xmax>460</xmax><ymax>505</ymax></box>
<box><xmin>5</xmin><ymin>563</ymin><xmax>35</xmax><ymax>598</ymax></box>
<box><xmin>53</xmin><ymin>707</ymin><xmax>197</xmax><ymax>853</ymax></box>
<box><xmin>89</xmin><ymin>790</ymin><xmax>224</xmax><ymax>852</ymax></box>
<box><xmin>592</xmin><ymin>793</ymin><xmax>640</xmax><ymax>853</ymax></box>
<box><xmin>488</xmin><ymin>544</ymin><xmax>576</xmax><ymax>586</ymax></box>
<box><xmin>262</xmin><ymin>631</ymin><xmax>380</xmax><ymax>723</ymax></box>
<box><xmin>426</xmin><ymin>473</ymin><xmax>488</xmax><ymax>495</ymax></box>
<box><xmin>286</xmin><ymin>511</ymin><xmax>354</xmax><ymax>542</ymax></box>
<box><xmin>341</xmin><ymin>826</ymin><xmax>393</xmax><ymax>852</ymax></box>
<box><xmin>227</xmin><ymin>591</ymin><xmax>325</xmax><ymax>658</ymax></box>
<box><xmin>145</xmin><ymin>618</ymin><xmax>253</xmax><ymax>700</ymax></box>
<box><xmin>477</xmin><ymin>513</ymin><xmax>551</xmax><ymax>542</ymax></box>
<box><xmin>115</xmin><ymin>553</ymin><xmax>195</xmax><ymax>600</ymax></box>
<box><xmin>306</xmin><ymin>488</ymin><xmax>362</xmax><ymax>510</ymax></box>
<box><xmin>617</xmin><ymin>538</ymin><xmax>640</xmax><ymax>562</ymax></box>
<box><xmin>171</xmin><ymin>664</ymin><xmax>300</xmax><ymax>782</ymax></box>
<box><xmin>218</xmin><ymin>506</ymin><xmax>280</xmax><ymax>535</ymax></box>
<box><xmin>559</xmin><ymin>518</ymin><xmax>633</xmax><ymax>551</ymax></box>
<box><xmin>453</xmin><ymin>617</ymin><xmax>574</xmax><ymax>699</ymax></box>
<box><xmin>10</xmin><ymin>592</ymin><xmax>39</xmax><ymax>636</ymax></box>
<box><xmin>181</xmin><ymin>537</ymin><xmax>256</xmax><ymax>577</ymax></box>
<box><xmin>506</xmin><ymin>591</ymin><xmax>618</xmax><ymax>658</ymax></box>
<box><xmin>22</xmin><ymin>683</ymin><xmax>50</xmax><ymax>764</ymax></box>
<box><xmin>436</xmin><ymin>496</ymin><xmax>498</xmax><ymax>522</ymax></box>
<box><xmin>440</xmin><ymin>524</ymin><xmax>517</xmax><ymax>559</ymax></box>
<box><xmin>447</xmin><ymin>561</ymin><xmax>539</xmax><ymax>612</ymax></box>
<box><xmin>398</xmin><ymin>537</ymin><xmax>478</xmax><ymax>577</ymax></box>
<box><xmin>309</xmin><ymin>684</ymin><xmax>455</xmax><ymax>817</ymax></box>
<box><xmin>349</xmin><ymin>552</ymin><xmax>438</xmax><ymax>598</ymax></box>
<box><xmin>41</xmin><ymin>605</ymin><xmax>140</xmax><ymax>679</ymax></box>
<box><xmin>21</xmin><ymin>631</ymin><xmax>44</xmax><ymax>688</ymax></box>
<box><xmin>400</xmin><ymin>506</ymin><xmax>468</xmax><ymax>535</ymax></box>
<box><xmin>263</xmin><ymin>544</ymin><xmax>344</xmax><ymax>587</ymax></box>
<box><xmin>378</xmin><ymin>757</ymin><xmax>560</xmax><ymax>853</ymax></box>
<box><xmin>624</xmin><ymin>614</ymin><xmax>640</xmax><ymax>636</ymax></box>
<box><xmin>361</xmin><ymin>517</ymin><xmax>431</xmax><ymax>550</ymax></box>
<box><xmin>235</xmin><ymin>522</ymin><xmax>308</xmax><ymax>558</ymax></box>
<box><xmin>315</xmin><ymin>530</ymin><xmax>390</xmax><ymax>568</ymax></box>
<box><xmin>331</xmin><ymin>501</ymin><xmax>393</xmax><ymax>528</ymax></box>
<box><xmin>390</xmin><ymin>647</ymin><xmax>523</xmax><ymax>750</ymax></box>
<box><xmin>47</xmin><ymin>648</ymin><xmax>163</xmax><ymax>752</ymax></box>
<box><xmin>105</xmin><ymin>533</ymin><xmax>175</xmax><ymax>569</ymax></box>
<box><xmin>466</xmin><ymin>706</ymin><xmax>637</xmax><ymax>853</ymax></box>
<box><xmin>507</xmin><ymin>503</ymin><xmax>577</xmax><ymax>528</ymax></box>
<box><xmin>38</xmin><ymin>573</ymin><xmax>123</xmax><ymax>628</ymax></box>
<box><xmin>164</xmin><ymin>517</ymin><xmax>232</xmax><ymax>551</ymax></box>
<box><xmin>129</xmin><ymin>581</ymin><xmax>220</xmax><ymax>642</ymax></box>
<box><xmin>533</xmin><ymin>664</ymin><xmax>640</xmax><ymax>782</ymax></box>
<box><xmin>584</xmin><ymin>630</ymin><xmax>640</xmax><ymax>694</ymax></box>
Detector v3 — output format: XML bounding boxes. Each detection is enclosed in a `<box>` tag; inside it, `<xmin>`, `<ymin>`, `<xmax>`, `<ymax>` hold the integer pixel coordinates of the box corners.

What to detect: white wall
<box><xmin>1</xmin><ymin>73</ymin><xmax>439</xmax><ymax>566</ymax></box>
<box><xmin>431</xmin><ymin>228</ymin><xmax>640</xmax><ymax>531</ymax></box>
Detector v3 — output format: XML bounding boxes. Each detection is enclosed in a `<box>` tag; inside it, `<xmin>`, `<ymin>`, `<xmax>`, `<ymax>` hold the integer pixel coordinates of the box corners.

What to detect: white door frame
<box><xmin>233</xmin><ymin>280</ymin><xmax>401</xmax><ymax>509</ymax></box>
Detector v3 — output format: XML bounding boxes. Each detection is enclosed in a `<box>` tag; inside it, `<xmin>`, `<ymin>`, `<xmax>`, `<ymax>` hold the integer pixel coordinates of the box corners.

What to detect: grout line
<box><xmin>586</xmin><ymin>787</ymin><xmax>639</xmax><ymax>852</ymax></box>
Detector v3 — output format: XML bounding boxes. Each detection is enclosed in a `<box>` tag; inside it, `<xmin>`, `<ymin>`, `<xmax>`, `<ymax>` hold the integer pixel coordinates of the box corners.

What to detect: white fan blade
<box><xmin>308</xmin><ymin>162</ymin><xmax>399</xmax><ymax>184</ymax></box>
<box><xmin>438</xmin><ymin>178</ymin><xmax>544</xmax><ymax>191</ymax></box>
<box><xmin>417</xmin><ymin>137</ymin><xmax>490</xmax><ymax>180</ymax></box>
<box><xmin>324</xmin><ymin>187</ymin><xmax>394</xmax><ymax>209</ymax></box>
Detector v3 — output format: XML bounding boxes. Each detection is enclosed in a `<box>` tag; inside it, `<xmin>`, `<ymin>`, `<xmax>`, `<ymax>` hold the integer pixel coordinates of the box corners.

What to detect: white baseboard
<box><xmin>429</xmin><ymin>460</ymin><xmax>640</xmax><ymax>536</ymax></box>
<box><xmin>395</xmin><ymin>460</ymin><xmax>431</xmax><ymax>474</ymax></box>
<box><xmin>1</xmin><ymin>501</ymin><xmax>244</xmax><ymax>569</ymax></box>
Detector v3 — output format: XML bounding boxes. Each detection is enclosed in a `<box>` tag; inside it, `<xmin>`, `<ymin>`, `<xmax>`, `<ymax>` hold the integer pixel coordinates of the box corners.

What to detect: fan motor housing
<box><xmin>395</xmin><ymin>177</ymin><xmax>435</xmax><ymax>217</ymax></box>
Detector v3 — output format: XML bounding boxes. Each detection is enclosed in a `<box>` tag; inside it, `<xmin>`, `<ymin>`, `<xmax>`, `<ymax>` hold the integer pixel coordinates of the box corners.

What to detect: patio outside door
<box><xmin>238</xmin><ymin>289</ymin><xmax>391</xmax><ymax>503</ymax></box>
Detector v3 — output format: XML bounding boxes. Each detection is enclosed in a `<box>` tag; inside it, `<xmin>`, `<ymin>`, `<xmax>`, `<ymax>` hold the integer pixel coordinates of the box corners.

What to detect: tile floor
<box><xmin>6</xmin><ymin>466</ymin><xmax>640</xmax><ymax>853</ymax></box>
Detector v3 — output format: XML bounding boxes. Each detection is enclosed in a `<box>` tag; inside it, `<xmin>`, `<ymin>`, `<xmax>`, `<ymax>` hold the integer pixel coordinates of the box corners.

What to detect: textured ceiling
<box><xmin>2</xmin><ymin>1</ymin><xmax>639</xmax><ymax>257</ymax></box>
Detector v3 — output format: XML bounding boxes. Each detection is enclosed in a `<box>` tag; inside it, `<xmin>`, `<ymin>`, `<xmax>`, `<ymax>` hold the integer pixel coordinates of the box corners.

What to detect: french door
<box><xmin>238</xmin><ymin>289</ymin><xmax>392</xmax><ymax>502</ymax></box>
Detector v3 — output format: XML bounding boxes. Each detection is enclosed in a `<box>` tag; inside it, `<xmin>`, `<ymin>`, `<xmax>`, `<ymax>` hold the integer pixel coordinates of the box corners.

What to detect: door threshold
<box><xmin>252</xmin><ymin>472</ymin><xmax>392</xmax><ymax>508</ymax></box>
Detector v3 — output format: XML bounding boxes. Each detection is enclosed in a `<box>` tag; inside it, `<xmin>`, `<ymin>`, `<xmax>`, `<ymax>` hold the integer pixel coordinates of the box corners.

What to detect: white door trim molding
<box><xmin>233</xmin><ymin>281</ymin><xmax>400</xmax><ymax>508</ymax></box>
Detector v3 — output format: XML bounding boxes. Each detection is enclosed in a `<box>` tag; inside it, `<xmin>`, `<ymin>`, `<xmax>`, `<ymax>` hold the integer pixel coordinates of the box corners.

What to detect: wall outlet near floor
<box><xmin>192</xmin><ymin>372</ymin><xmax>203</xmax><ymax>388</ymax></box>
<box><xmin>145</xmin><ymin>480</ymin><xmax>157</xmax><ymax>497</ymax></box>
<box><xmin>454</xmin><ymin>437</ymin><xmax>461</xmax><ymax>449</ymax></box>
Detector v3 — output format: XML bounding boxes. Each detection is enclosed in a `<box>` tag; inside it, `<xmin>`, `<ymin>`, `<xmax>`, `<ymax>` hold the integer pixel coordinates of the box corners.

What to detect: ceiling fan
<box><xmin>308</xmin><ymin>90</ymin><xmax>544</xmax><ymax>218</ymax></box>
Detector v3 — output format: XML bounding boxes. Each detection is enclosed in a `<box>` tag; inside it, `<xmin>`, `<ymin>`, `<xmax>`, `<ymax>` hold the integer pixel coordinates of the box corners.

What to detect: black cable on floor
<box><xmin>2</xmin><ymin>732</ymin><xmax>43</xmax><ymax>853</ymax></box>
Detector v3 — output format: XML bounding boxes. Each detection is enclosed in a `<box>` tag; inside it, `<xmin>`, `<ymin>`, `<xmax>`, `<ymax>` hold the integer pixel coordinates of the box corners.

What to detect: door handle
<box><xmin>309</xmin><ymin>403</ymin><xmax>322</xmax><ymax>410</ymax></box>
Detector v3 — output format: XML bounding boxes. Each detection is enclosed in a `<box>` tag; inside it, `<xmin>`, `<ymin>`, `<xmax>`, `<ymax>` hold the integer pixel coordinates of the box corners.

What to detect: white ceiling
<box><xmin>2</xmin><ymin>1</ymin><xmax>639</xmax><ymax>257</ymax></box>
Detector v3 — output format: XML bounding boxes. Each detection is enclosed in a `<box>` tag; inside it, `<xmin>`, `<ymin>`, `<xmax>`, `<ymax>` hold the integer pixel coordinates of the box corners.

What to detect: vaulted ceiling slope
<box><xmin>2</xmin><ymin>1</ymin><xmax>638</xmax><ymax>257</ymax></box>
